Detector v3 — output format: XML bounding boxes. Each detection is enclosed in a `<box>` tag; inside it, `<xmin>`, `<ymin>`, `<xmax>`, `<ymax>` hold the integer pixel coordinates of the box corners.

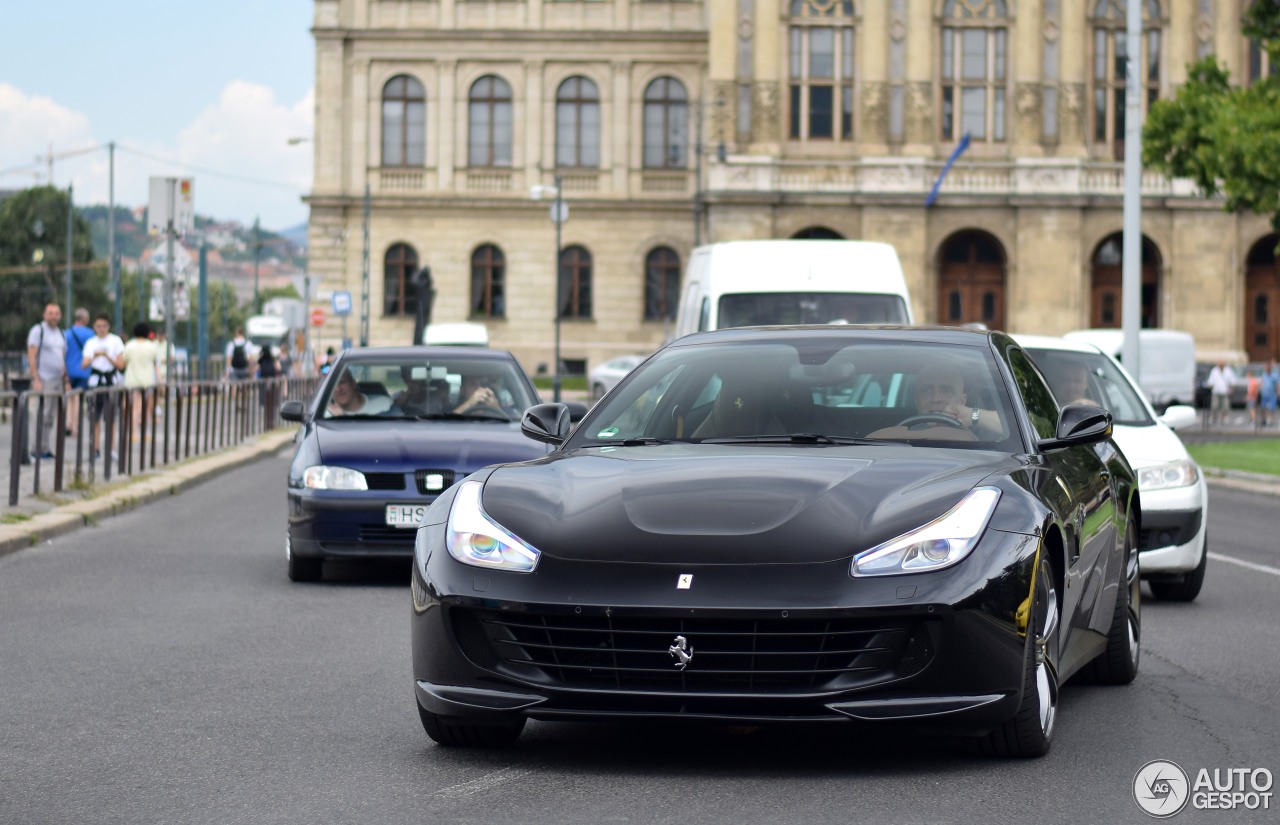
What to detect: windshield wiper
<box><xmin>619</xmin><ymin>436</ymin><xmax>672</xmax><ymax>446</ymax></box>
<box><xmin>699</xmin><ymin>433</ymin><xmax>876</xmax><ymax>445</ymax></box>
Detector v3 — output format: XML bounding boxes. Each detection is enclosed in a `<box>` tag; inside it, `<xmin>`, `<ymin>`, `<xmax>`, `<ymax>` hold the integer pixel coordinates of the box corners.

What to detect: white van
<box><xmin>1063</xmin><ymin>328</ymin><xmax>1197</xmax><ymax>411</ymax></box>
<box><xmin>672</xmin><ymin>240</ymin><xmax>914</xmax><ymax>339</ymax></box>
<box><xmin>422</xmin><ymin>322</ymin><xmax>490</xmax><ymax>347</ymax></box>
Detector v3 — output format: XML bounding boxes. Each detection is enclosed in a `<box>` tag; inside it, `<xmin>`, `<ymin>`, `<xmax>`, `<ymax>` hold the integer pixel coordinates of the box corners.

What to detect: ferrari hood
<box><xmin>315</xmin><ymin>419</ymin><xmax>547</xmax><ymax>472</ymax></box>
<box><xmin>480</xmin><ymin>445</ymin><xmax>1015</xmax><ymax>564</ymax></box>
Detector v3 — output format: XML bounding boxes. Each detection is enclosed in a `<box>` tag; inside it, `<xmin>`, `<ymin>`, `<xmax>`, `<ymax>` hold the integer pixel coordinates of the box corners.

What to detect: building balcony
<box><xmin>705</xmin><ymin>157</ymin><xmax>1205</xmax><ymax>203</ymax></box>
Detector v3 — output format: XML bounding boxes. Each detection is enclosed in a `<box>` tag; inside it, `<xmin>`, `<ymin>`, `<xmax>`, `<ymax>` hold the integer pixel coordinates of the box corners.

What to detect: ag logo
<box><xmin>1134</xmin><ymin>760</ymin><xmax>1191</xmax><ymax>818</ymax></box>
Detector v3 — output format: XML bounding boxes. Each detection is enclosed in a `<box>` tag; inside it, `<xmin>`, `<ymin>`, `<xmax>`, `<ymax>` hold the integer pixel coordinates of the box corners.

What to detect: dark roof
<box><xmin>334</xmin><ymin>345</ymin><xmax>517</xmax><ymax>362</ymax></box>
<box><xmin>671</xmin><ymin>324</ymin><xmax>997</xmax><ymax>348</ymax></box>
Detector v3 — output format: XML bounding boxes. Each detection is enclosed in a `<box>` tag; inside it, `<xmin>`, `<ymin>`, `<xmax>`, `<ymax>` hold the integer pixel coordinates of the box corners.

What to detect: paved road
<box><xmin>2</xmin><ymin>454</ymin><xmax>1277</xmax><ymax>824</ymax></box>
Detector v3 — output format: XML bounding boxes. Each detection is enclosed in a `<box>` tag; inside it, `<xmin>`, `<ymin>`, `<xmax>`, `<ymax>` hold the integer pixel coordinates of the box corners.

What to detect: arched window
<box><xmin>558</xmin><ymin>245</ymin><xmax>593</xmax><ymax>319</ymax></box>
<box><xmin>382</xmin><ymin>75</ymin><xmax>426</xmax><ymax>167</ymax></box>
<box><xmin>644</xmin><ymin>247</ymin><xmax>680</xmax><ymax>321</ymax></box>
<box><xmin>471</xmin><ymin>244</ymin><xmax>505</xmax><ymax>318</ymax></box>
<box><xmin>556</xmin><ymin>76</ymin><xmax>600</xmax><ymax>168</ymax></box>
<box><xmin>1091</xmin><ymin>1</ymin><xmax>1162</xmax><ymax>160</ymax></box>
<box><xmin>383</xmin><ymin>243</ymin><xmax>419</xmax><ymax>317</ymax></box>
<box><xmin>642</xmin><ymin>78</ymin><xmax>688</xmax><ymax>169</ymax></box>
<box><xmin>788</xmin><ymin>0</ymin><xmax>856</xmax><ymax>141</ymax></box>
<box><xmin>1090</xmin><ymin>232</ymin><xmax>1162</xmax><ymax>329</ymax></box>
<box><xmin>940</xmin><ymin>0</ymin><xmax>1009</xmax><ymax>143</ymax></box>
<box><xmin>468</xmin><ymin>75</ymin><xmax>513</xmax><ymax>167</ymax></box>
<box><xmin>791</xmin><ymin>226</ymin><xmax>845</xmax><ymax>239</ymax></box>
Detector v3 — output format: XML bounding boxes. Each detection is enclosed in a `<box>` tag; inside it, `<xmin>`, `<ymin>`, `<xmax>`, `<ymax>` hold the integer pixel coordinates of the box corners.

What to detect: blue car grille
<box><xmin>452</xmin><ymin>609</ymin><xmax>935</xmax><ymax>693</ymax></box>
<box><xmin>364</xmin><ymin>473</ymin><xmax>406</xmax><ymax>491</ymax></box>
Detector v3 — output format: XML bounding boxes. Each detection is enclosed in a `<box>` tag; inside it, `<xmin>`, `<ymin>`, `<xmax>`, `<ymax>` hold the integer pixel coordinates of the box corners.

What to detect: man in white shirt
<box><xmin>1205</xmin><ymin>360</ymin><xmax>1238</xmax><ymax>427</ymax></box>
<box><xmin>81</xmin><ymin>314</ymin><xmax>126</xmax><ymax>459</ymax></box>
<box><xmin>25</xmin><ymin>302</ymin><xmax>67</xmax><ymax>460</ymax></box>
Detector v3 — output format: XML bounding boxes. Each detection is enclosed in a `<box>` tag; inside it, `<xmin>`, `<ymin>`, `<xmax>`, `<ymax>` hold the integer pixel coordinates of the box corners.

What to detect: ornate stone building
<box><xmin>307</xmin><ymin>0</ymin><xmax>1280</xmax><ymax>373</ymax></box>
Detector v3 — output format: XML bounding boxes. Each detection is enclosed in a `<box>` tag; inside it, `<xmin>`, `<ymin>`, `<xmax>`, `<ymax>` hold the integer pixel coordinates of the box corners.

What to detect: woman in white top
<box><xmin>80</xmin><ymin>314</ymin><xmax>126</xmax><ymax>457</ymax></box>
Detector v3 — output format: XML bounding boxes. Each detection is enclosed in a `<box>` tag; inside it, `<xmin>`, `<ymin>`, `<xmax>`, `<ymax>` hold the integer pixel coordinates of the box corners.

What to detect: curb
<box><xmin>1202</xmin><ymin>467</ymin><xmax>1280</xmax><ymax>498</ymax></box>
<box><xmin>0</xmin><ymin>428</ymin><xmax>297</xmax><ymax>560</ymax></box>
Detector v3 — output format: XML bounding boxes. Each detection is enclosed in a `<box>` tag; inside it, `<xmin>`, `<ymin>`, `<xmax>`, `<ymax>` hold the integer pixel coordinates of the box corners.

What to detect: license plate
<box><xmin>385</xmin><ymin>504</ymin><xmax>428</xmax><ymax>528</ymax></box>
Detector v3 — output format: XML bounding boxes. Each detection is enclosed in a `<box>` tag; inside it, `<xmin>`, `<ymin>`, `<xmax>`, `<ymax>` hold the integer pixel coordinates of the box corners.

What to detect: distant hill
<box><xmin>80</xmin><ymin>206</ymin><xmax>306</xmax><ymax>268</ymax></box>
<box><xmin>279</xmin><ymin>222</ymin><xmax>309</xmax><ymax>249</ymax></box>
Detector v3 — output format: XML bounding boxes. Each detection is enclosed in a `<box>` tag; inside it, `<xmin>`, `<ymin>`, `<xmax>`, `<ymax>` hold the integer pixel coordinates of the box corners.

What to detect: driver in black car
<box><xmin>869</xmin><ymin>363</ymin><xmax>1004</xmax><ymax>440</ymax></box>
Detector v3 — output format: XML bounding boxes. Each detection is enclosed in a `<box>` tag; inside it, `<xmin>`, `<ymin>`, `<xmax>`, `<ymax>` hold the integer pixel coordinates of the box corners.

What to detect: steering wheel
<box><xmin>898</xmin><ymin>413</ymin><xmax>966</xmax><ymax>431</ymax></box>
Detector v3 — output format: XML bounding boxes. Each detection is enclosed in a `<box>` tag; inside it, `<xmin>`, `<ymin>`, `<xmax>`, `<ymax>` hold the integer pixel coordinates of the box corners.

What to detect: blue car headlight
<box><xmin>852</xmin><ymin>487</ymin><xmax>1002</xmax><ymax>577</ymax></box>
<box><xmin>446</xmin><ymin>481</ymin><xmax>540</xmax><ymax>573</ymax></box>
<box><xmin>1137</xmin><ymin>459</ymin><xmax>1199</xmax><ymax>491</ymax></box>
<box><xmin>303</xmin><ymin>465</ymin><xmax>368</xmax><ymax>490</ymax></box>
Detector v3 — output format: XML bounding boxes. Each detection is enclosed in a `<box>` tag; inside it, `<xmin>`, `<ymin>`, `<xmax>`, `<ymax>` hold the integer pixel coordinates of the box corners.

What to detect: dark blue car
<box><xmin>281</xmin><ymin>346</ymin><xmax>550</xmax><ymax>581</ymax></box>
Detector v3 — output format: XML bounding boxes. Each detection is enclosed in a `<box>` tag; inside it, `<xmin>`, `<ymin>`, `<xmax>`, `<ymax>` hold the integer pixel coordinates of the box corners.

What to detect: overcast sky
<box><xmin>0</xmin><ymin>1</ymin><xmax>314</xmax><ymax>231</ymax></box>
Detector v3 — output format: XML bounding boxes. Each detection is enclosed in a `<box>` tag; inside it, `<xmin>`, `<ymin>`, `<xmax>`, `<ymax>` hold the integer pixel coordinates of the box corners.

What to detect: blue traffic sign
<box><xmin>332</xmin><ymin>291</ymin><xmax>353</xmax><ymax>315</ymax></box>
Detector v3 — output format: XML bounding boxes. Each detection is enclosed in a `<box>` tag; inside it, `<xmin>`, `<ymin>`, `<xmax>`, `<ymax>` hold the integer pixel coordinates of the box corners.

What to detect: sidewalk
<box><xmin>0</xmin><ymin>427</ymin><xmax>297</xmax><ymax>560</ymax></box>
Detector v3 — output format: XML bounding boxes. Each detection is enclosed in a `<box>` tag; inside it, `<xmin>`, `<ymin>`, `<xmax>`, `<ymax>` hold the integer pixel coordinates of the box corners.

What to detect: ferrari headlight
<box><xmin>303</xmin><ymin>465</ymin><xmax>368</xmax><ymax>490</ymax></box>
<box><xmin>446</xmin><ymin>481</ymin><xmax>540</xmax><ymax>573</ymax></box>
<box><xmin>1137</xmin><ymin>459</ymin><xmax>1199</xmax><ymax>491</ymax></box>
<box><xmin>852</xmin><ymin>487</ymin><xmax>1001</xmax><ymax>577</ymax></box>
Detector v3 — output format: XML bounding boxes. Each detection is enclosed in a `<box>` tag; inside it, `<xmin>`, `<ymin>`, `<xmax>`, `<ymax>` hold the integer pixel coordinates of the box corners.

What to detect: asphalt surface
<box><xmin>1</xmin><ymin>453</ymin><xmax>1278</xmax><ymax>825</ymax></box>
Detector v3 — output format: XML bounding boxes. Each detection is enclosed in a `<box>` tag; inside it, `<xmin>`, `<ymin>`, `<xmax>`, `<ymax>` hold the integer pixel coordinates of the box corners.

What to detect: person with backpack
<box><xmin>225</xmin><ymin>327</ymin><xmax>258</xmax><ymax>381</ymax></box>
<box><xmin>64</xmin><ymin>308</ymin><xmax>95</xmax><ymax>438</ymax></box>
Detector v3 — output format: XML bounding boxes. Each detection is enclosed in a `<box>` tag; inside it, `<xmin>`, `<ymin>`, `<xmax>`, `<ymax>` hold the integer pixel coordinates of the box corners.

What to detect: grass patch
<box><xmin>1</xmin><ymin>513</ymin><xmax>32</xmax><ymax>524</ymax></box>
<box><xmin>1188</xmin><ymin>439</ymin><xmax>1280</xmax><ymax>477</ymax></box>
<box><xmin>532</xmin><ymin>375</ymin><xmax>587</xmax><ymax>392</ymax></box>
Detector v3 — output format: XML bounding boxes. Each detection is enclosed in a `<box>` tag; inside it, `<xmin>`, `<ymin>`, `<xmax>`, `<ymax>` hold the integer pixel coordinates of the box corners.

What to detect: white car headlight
<box><xmin>1137</xmin><ymin>459</ymin><xmax>1199</xmax><ymax>491</ymax></box>
<box><xmin>303</xmin><ymin>465</ymin><xmax>368</xmax><ymax>490</ymax></box>
<box><xmin>852</xmin><ymin>487</ymin><xmax>1002</xmax><ymax>577</ymax></box>
<box><xmin>446</xmin><ymin>481</ymin><xmax>540</xmax><ymax>573</ymax></box>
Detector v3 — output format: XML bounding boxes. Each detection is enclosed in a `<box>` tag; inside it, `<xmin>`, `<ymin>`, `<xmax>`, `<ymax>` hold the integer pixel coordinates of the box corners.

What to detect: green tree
<box><xmin>1143</xmin><ymin>1</ymin><xmax>1280</xmax><ymax>230</ymax></box>
<box><xmin>0</xmin><ymin>186</ymin><xmax>106</xmax><ymax>350</ymax></box>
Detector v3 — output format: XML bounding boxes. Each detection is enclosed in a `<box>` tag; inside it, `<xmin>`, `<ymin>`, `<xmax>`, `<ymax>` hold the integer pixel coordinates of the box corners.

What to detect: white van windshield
<box><xmin>718</xmin><ymin>292</ymin><xmax>909</xmax><ymax>328</ymax></box>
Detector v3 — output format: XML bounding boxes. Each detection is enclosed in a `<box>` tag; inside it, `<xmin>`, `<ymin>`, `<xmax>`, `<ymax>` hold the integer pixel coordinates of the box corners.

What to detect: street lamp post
<box><xmin>531</xmin><ymin>176</ymin><xmax>566</xmax><ymax>403</ymax></box>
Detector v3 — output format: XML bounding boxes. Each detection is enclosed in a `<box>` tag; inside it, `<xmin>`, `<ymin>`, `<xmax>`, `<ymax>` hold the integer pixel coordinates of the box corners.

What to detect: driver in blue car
<box><xmin>869</xmin><ymin>363</ymin><xmax>1004</xmax><ymax>440</ymax></box>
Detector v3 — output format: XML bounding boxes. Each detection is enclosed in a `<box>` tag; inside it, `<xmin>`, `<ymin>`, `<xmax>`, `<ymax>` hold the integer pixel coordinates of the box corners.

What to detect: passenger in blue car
<box><xmin>326</xmin><ymin>370</ymin><xmax>393</xmax><ymax>417</ymax></box>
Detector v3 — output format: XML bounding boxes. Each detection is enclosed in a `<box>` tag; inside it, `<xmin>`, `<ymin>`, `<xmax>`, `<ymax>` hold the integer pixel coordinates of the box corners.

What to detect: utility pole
<box><xmin>360</xmin><ymin>183</ymin><xmax>370</xmax><ymax>348</ymax></box>
<box><xmin>198</xmin><ymin>244</ymin><xmax>209</xmax><ymax>380</ymax></box>
<box><xmin>164</xmin><ymin>179</ymin><xmax>177</xmax><ymax>386</ymax></box>
<box><xmin>108</xmin><ymin>141</ymin><xmax>118</xmax><ymax>332</ymax></box>
<box><xmin>553</xmin><ymin>174</ymin><xmax>564</xmax><ymax>403</ymax></box>
<box><xmin>1121</xmin><ymin>0</ymin><xmax>1143</xmax><ymax>376</ymax></box>
<box><xmin>64</xmin><ymin>184</ymin><xmax>74</xmax><ymax>320</ymax></box>
<box><xmin>693</xmin><ymin>100</ymin><xmax>702</xmax><ymax>248</ymax></box>
<box><xmin>252</xmin><ymin>216</ymin><xmax>262</xmax><ymax>315</ymax></box>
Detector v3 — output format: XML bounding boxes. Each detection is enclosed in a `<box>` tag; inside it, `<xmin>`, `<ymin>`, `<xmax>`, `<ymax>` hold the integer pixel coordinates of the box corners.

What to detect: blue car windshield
<box><xmin>321</xmin><ymin>358</ymin><xmax>536</xmax><ymax>421</ymax></box>
<box><xmin>572</xmin><ymin>338</ymin><xmax>1020</xmax><ymax>450</ymax></box>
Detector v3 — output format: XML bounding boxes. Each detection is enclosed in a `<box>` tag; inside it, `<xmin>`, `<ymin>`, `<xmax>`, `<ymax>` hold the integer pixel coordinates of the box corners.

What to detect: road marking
<box><xmin>431</xmin><ymin>765</ymin><xmax>534</xmax><ymax>800</ymax></box>
<box><xmin>1208</xmin><ymin>552</ymin><xmax>1280</xmax><ymax>578</ymax></box>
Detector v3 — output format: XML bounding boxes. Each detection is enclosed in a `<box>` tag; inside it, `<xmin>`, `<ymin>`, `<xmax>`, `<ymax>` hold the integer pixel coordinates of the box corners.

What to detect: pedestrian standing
<box><xmin>81</xmin><ymin>314</ymin><xmax>126</xmax><ymax>459</ymax></box>
<box><xmin>64</xmin><ymin>307</ymin><xmax>94</xmax><ymax>438</ymax></box>
<box><xmin>1204</xmin><ymin>360</ymin><xmax>1237</xmax><ymax>427</ymax></box>
<box><xmin>122</xmin><ymin>321</ymin><xmax>160</xmax><ymax>440</ymax></box>
<box><xmin>226</xmin><ymin>327</ymin><xmax>258</xmax><ymax>380</ymax></box>
<box><xmin>25</xmin><ymin>302</ymin><xmax>68</xmax><ymax>460</ymax></box>
<box><xmin>1261</xmin><ymin>359</ymin><xmax>1280</xmax><ymax>428</ymax></box>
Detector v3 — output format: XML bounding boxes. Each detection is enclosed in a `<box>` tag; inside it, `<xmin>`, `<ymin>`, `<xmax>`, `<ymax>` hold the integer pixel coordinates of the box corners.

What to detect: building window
<box><xmin>1248</xmin><ymin>39</ymin><xmax>1277</xmax><ymax>84</ymax></box>
<box><xmin>1091</xmin><ymin>0</ymin><xmax>1162</xmax><ymax>159</ymax></box>
<box><xmin>940</xmin><ymin>0</ymin><xmax>1008</xmax><ymax>143</ymax></box>
<box><xmin>556</xmin><ymin>76</ymin><xmax>600</xmax><ymax>168</ymax></box>
<box><xmin>558</xmin><ymin>245</ymin><xmax>593</xmax><ymax>319</ymax></box>
<box><xmin>644</xmin><ymin>247</ymin><xmax>680</xmax><ymax>321</ymax></box>
<box><xmin>788</xmin><ymin>0</ymin><xmax>856</xmax><ymax>141</ymax></box>
<box><xmin>471</xmin><ymin>244</ymin><xmax>505</xmax><ymax>319</ymax></box>
<box><xmin>383</xmin><ymin>243</ymin><xmax>419</xmax><ymax>317</ymax></box>
<box><xmin>642</xmin><ymin>77</ymin><xmax>688</xmax><ymax>169</ymax></box>
<box><xmin>468</xmin><ymin>75</ymin><xmax>513</xmax><ymax>167</ymax></box>
<box><xmin>382</xmin><ymin>75</ymin><xmax>426</xmax><ymax>167</ymax></box>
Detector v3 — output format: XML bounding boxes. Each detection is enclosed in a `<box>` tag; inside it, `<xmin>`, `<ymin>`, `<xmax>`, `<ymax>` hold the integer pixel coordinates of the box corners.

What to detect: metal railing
<box><xmin>5</xmin><ymin>375</ymin><xmax>321</xmax><ymax>507</ymax></box>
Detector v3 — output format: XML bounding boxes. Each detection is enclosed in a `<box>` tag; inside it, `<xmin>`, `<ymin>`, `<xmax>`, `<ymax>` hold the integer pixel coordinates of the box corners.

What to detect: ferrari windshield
<box><xmin>573</xmin><ymin>337</ymin><xmax>1020</xmax><ymax>450</ymax></box>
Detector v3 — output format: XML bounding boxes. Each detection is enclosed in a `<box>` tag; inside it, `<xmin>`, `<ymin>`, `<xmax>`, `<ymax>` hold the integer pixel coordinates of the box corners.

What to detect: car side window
<box><xmin>1007</xmin><ymin>348</ymin><xmax>1058</xmax><ymax>440</ymax></box>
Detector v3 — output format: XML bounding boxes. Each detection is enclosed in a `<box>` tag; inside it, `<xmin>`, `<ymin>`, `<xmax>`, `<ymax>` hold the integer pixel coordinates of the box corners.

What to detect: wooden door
<box><xmin>938</xmin><ymin>233</ymin><xmax>1006</xmax><ymax>331</ymax></box>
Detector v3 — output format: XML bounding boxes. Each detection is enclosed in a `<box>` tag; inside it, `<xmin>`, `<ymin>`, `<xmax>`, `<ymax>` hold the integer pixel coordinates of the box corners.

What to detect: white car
<box><xmin>1017</xmin><ymin>335</ymin><xmax>1208</xmax><ymax>601</ymax></box>
<box><xmin>589</xmin><ymin>354</ymin><xmax>647</xmax><ymax>401</ymax></box>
